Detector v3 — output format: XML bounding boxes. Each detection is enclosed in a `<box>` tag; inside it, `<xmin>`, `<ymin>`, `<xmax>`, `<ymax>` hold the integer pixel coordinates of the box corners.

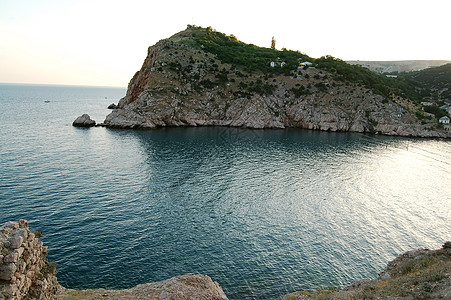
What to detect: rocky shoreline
<box><xmin>74</xmin><ymin>109</ymin><xmax>450</xmax><ymax>139</ymax></box>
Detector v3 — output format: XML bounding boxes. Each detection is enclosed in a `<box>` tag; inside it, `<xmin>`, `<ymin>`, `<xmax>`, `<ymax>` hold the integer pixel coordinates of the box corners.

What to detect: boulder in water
<box><xmin>72</xmin><ymin>114</ymin><xmax>96</xmax><ymax>127</ymax></box>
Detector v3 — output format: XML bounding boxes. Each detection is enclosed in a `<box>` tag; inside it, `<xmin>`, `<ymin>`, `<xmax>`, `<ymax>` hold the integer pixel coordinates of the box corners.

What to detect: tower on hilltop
<box><xmin>271</xmin><ymin>36</ymin><xmax>276</xmax><ymax>50</ymax></box>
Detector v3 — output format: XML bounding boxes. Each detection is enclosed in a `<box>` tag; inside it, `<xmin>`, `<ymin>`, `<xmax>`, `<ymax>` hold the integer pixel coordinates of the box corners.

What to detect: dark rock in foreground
<box><xmin>107</xmin><ymin>103</ymin><xmax>118</xmax><ymax>109</ymax></box>
<box><xmin>72</xmin><ymin>114</ymin><xmax>96</xmax><ymax>127</ymax></box>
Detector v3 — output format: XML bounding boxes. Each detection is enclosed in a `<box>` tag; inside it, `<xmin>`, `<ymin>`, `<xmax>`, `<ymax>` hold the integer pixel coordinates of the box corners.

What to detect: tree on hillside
<box><xmin>271</xmin><ymin>36</ymin><xmax>276</xmax><ymax>50</ymax></box>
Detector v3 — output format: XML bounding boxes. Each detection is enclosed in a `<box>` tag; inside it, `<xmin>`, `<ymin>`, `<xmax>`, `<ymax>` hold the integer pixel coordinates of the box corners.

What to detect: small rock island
<box><xmin>72</xmin><ymin>114</ymin><xmax>96</xmax><ymax>127</ymax></box>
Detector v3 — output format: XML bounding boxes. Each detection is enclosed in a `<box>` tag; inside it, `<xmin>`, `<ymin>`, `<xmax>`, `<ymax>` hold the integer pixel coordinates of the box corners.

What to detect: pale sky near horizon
<box><xmin>1</xmin><ymin>0</ymin><xmax>450</xmax><ymax>87</ymax></box>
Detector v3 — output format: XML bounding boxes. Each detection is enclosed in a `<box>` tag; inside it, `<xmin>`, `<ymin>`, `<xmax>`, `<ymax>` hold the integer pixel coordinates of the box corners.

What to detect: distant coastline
<box><xmin>346</xmin><ymin>60</ymin><xmax>451</xmax><ymax>73</ymax></box>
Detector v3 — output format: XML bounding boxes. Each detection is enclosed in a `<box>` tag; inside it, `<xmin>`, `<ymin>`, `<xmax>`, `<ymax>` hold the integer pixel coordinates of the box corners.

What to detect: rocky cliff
<box><xmin>103</xmin><ymin>26</ymin><xmax>449</xmax><ymax>138</ymax></box>
<box><xmin>0</xmin><ymin>220</ymin><xmax>59</xmax><ymax>300</ymax></box>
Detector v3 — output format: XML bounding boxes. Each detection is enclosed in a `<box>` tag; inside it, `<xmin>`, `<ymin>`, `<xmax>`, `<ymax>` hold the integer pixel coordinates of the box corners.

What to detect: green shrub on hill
<box><xmin>423</xmin><ymin>105</ymin><xmax>449</xmax><ymax>119</ymax></box>
<box><xmin>189</xmin><ymin>26</ymin><xmax>308</xmax><ymax>75</ymax></box>
<box><xmin>183</xmin><ymin>26</ymin><xmax>451</xmax><ymax>106</ymax></box>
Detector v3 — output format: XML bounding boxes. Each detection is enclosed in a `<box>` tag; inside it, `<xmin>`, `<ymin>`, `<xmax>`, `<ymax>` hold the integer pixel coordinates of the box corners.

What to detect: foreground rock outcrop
<box><xmin>57</xmin><ymin>274</ymin><xmax>227</xmax><ymax>300</ymax></box>
<box><xmin>102</xmin><ymin>26</ymin><xmax>449</xmax><ymax>138</ymax></box>
<box><xmin>0</xmin><ymin>220</ymin><xmax>59</xmax><ymax>300</ymax></box>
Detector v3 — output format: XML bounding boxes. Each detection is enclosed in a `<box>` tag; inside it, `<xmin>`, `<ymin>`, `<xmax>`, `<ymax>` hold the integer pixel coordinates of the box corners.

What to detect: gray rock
<box><xmin>12</xmin><ymin>228</ymin><xmax>28</xmax><ymax>239</ymax></box>
<box><xmin>8</xmin><ymin>236</ymin><xmax>23</xmax><ymax>249</ymax></box>
<box><xmin>57</xmin><ymin>273</ymin><xmax>228</xmax><ymax>299</ymax></box>
<box><xmin>0</xmin><ymin>263</ymin><xmax>17</xmax><ymax>281</ymax></box>
<box><xmin>72</xmin><ymin>114</ymin><xmax>96</xmax><ymax>127</ymax></box>
<box><xmin>3</xmin><ymin>248</ymin><xmax>23</xmax><ymax>263</ymax></box>
<box><xmin>2</xmin><ymin>222</ymin><xmax>18</xmax><ymax>230</ymax></box>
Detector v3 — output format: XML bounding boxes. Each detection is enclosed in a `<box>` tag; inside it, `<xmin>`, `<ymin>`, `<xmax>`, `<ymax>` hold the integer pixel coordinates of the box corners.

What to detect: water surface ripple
<box><xmin>0</xmin><ymin>84</ymin><xmax>450</xmax><ymax>299</ymax></box>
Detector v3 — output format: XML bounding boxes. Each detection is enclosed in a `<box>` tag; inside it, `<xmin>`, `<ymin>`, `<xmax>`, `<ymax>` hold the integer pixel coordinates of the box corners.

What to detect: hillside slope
<box><xmin>401</xmin><ymin>63</ymin><xmax>451</xmax><ymax>102</ymax></box>
<box><xmin>103</xmin><ymin>26</ymin><xmax>449</xmax><ymax>138</ymax></box>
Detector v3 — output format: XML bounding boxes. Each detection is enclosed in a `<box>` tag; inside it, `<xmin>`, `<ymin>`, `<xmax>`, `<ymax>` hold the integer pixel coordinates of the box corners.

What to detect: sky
<box><xmin>1</xmin><ymin>0</ymin><xmax>450</xmax><ymax>87</ymax></box>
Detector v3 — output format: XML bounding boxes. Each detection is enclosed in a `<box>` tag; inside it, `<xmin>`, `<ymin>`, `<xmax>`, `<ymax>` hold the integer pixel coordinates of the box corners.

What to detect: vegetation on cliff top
<box><xmin>178</xmin><ymin>26</ymin><xmax>450</xmax><ymax>114</ymax></box>
<box><xmin>187</xmin><ymin>25</ymin><xmax>309</xmax><ymax>75</ymax></box>
<box><xmin>182</xmin><ymin>26</ymin><xmax>425</xmax><ymax>102</ymax></box>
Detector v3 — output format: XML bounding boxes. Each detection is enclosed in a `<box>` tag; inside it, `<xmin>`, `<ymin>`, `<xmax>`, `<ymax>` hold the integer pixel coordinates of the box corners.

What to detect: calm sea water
<box><xmin>0</xmin><ymin>84</ymin><xmax>450</xmax><ymax>299</ymax></box>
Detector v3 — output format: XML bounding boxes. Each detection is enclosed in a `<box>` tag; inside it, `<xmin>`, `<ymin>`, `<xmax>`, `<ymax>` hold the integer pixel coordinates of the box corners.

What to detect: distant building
<box><xmin>421</xmin><ymin>102</ymin><xmax>434</xmax><ymax>106</ymax></box>
<box><xmin>299</xmin><ymin>61</ymin><xmax>313</xmax><ymax>67</ymax></box>
<box><xmin>270</xmin><ymin>61</ymin><xmax>276</xmax><ymax>68</ymax></box>
<box><xmin>439</xmin><ymin>116</ymin><xmax>450</xmax><ymax>124</ymax></box>
<box><xmin>386</xmin><ymin>75</ymin><xmax>398</xmax><ymax>78</ymax></box>
<box><xmin>444</xmin><ymin>123</ymin><xmax>450</xmax><ymax>131</ymax></box>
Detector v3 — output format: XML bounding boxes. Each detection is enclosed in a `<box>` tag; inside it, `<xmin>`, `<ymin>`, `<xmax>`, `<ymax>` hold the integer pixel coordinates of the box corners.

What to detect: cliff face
<box><xmin>104</xmin><ymin>27</ymin><xmax>448</xmax><ymax>138</ymax></box>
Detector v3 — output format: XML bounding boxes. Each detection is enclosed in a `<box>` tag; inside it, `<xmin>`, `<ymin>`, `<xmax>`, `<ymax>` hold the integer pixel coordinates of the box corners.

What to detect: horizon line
<box><xmin>0</xmin><ymin>82</ymin><xmax>126</xmax><ymax>89</ymax></box>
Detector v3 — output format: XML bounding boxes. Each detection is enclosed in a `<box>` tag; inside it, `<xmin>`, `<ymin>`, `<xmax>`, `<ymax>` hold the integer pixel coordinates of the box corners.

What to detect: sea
<box><xmin>0</xmin><ymin>83</ymin><xmax>450</xmax><ymax>299</ymax></box>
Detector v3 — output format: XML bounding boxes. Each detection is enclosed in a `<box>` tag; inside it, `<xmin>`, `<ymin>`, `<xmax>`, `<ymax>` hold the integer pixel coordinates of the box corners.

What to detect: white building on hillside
<box><xmin>299</xmin><ymin>61</ymin><xmax>313</xmax><ymax>67</ymax></box>
<box><xmin>439</xmin><ymin>116</ymin><xmax>450</xmax><ymax>124</ymax></box>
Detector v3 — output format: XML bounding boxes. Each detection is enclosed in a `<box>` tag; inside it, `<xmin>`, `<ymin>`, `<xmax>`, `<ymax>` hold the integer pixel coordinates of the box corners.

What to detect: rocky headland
<box><xmin>1</xmin><ymin>220</ymin><xmax>450</xmax><ymax>300</ymax></box>
<box><xmin>98</xmin><ymin>26</ymin><xmax>449</xmax><ymax>138</ymax></box>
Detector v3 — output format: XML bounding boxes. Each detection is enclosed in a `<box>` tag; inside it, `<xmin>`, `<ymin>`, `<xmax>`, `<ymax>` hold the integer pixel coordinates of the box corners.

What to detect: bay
<box><xmin>0</xmin><ymin>84</ymin><xmax>450</xmax><ymax>299</ymax></box>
